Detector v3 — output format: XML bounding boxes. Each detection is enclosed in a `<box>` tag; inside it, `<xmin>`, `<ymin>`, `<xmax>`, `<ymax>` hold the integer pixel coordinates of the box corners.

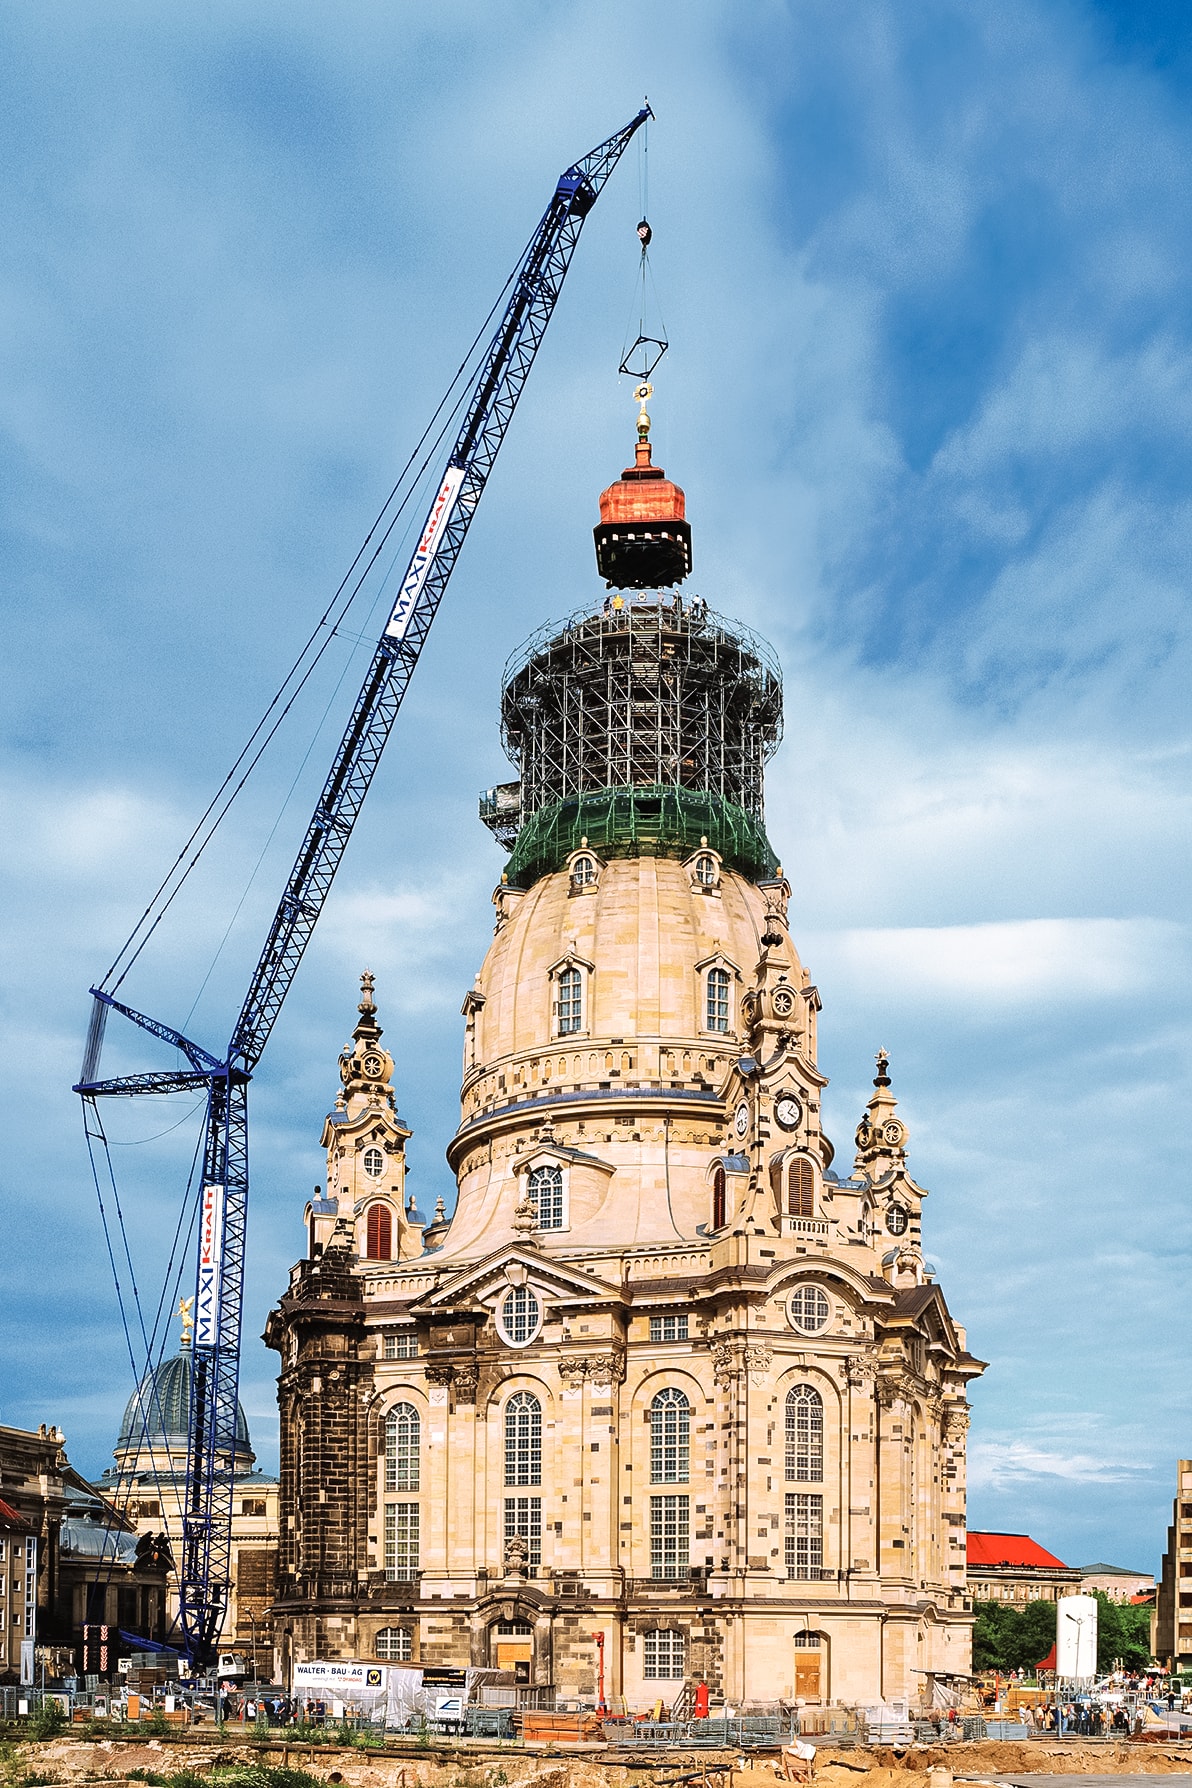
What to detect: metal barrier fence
<box><xmin>602</xmin><ymin>1715</ymin><xmax>798</xmax><ymax>1749</ymax></box>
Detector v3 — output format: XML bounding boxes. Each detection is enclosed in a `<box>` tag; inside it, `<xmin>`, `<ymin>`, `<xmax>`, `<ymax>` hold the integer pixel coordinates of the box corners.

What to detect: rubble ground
<box><xmin>9</xmin><ymin>1736</ymin><xmax>1192</xmax><ymax>1788</ymax></box>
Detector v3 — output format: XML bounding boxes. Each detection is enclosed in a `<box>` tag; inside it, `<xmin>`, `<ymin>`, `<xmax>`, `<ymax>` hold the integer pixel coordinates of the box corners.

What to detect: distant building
<box><xmin>96</xmin><ymin>1314</ymin><xmax>280</xmax><ymax>1674</ymax></box>
<box><xmin>967</xmin><ymin>1531</ymin><xmax>1082</xmax><ymax>1602</ymax></box>
<box><xmin>0</xmin><ymin>1419</ymin><xmax>168</xmax><ymax>1678</ymax></box>
<box><xmin>1154</xmin><ymin>1460</ymin><xmax>1192</xmax><ymax>1667</ymax></box>
<box><xmin>0</xmin><ymin>1497</ymin><xmax>36</xmax><ymax>1682</ymax></box>
<box><xmin>1078</xmin><ymin>1562</ymin><xmax>1155</xmax><ymax>1602</ymax></box>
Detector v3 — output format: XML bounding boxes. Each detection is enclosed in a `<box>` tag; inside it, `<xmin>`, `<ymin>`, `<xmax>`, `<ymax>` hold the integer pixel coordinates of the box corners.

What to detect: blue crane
<box><xmin>74</xmin><ymin>106</ymin><xmax>649</xmax><ymax>1668</ymax></box>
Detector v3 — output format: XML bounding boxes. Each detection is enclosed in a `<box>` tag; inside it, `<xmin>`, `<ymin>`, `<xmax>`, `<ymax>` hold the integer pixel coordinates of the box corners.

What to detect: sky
<box><xmin>2</xmin><ymin>0</ymin><xmax>1190</xmax><ymax>1578</ymax></box>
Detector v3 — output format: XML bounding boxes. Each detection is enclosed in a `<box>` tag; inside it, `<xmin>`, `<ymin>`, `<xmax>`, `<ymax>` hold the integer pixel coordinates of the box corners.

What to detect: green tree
<box><xmin>972</xmin><ymin>1599</ymin><xmax>1057</xmax><ymax>1673</ymax></box>
<box><xmin>1093</xmin><ymin>1592</ymin><xmax>1153</xmax><ymax>1672</ymax></box>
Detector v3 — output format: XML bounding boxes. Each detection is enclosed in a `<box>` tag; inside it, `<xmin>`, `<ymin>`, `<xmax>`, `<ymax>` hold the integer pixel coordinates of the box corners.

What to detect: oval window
<box><xmin>499</xmin><ymin>1286</ymin><xmax>541</xmax><ymax>1347</ymax></box>
<box><xmin>789</xmin><ymin>1285</ymin><xmax>830</xmax><ymax>1334</ymax></box>
<box><xmin>363</xmin><ymin>1146</ymin><xmax>385</xmax><ymax>1178</ymax></box>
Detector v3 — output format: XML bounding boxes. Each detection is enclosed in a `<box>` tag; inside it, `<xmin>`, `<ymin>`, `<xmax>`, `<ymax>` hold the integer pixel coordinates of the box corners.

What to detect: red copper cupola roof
<box><xmin>594</xmin><ymin>386</ymin><xmax>693</xmax><ymax>589</ymax></box>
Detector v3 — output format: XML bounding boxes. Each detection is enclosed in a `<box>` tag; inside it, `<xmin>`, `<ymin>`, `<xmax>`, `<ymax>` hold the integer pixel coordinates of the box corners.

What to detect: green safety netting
<box><xmin>504</xmin><ymin>784</ymin><xmax>779</xmax><ymax>889</ymax></box>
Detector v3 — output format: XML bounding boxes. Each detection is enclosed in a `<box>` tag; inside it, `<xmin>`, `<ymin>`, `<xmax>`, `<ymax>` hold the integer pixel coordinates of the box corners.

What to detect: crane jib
<box><xmin>385</xmin><ymin>465</ymin><xmax>466</xmax><ymax>640</ymax></box>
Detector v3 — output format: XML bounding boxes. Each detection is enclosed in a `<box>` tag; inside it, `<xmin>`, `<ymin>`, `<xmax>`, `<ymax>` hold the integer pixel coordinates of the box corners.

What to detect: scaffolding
<box><xmin>483</xmin><ymin>593</ymin><xmax>783</xmax><ymax>885</ymax></box>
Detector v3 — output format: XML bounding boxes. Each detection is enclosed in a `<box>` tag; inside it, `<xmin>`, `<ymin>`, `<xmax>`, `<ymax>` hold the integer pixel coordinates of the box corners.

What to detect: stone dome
<box><xmin>442</xmin><ymin>853</ymin><xmax>812</xmax><ymax>1256</ymax></box>
<box><xmin>116</xmin><ymin>1348</ymin><xmax>253</xmax><ymax>1467</ymax></box>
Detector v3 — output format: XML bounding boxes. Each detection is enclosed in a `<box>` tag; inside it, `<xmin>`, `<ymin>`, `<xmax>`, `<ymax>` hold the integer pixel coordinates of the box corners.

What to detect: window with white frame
<box><xmin>383</xmin><ymin>1330</ymin><xmax>418</xmax><ymax>1359</ymax></box>
<box><xmin>650</xmin><ymin>1388</ymin><xmax>690</xmax><ymax>1483</ymax></box>
<box><xmin>785</xmin><ymin>1385</ymin><xmax>823</xmax><ymax>1482</ymax></box>
<box><xmin>705</xmin><ymin>966</ymin><xmax>731</xmax><ymax>1032</ymax></box>
<box><xmin>384</xmin><ymin>1501</ymin><xmax>419</xmax><ymax>1581</ymax></box>
<box><xmin>649</xmin><ymin>1314</ymin><xmax>689</xmax><ymax>1341</ymax></box>
<box><xmin>375</xmin><ymin>1626</ymin><xmax>412</xmax><ymax>1660</ymax></box>
<box><xmin>363</xmin><ymin>1146</ymin><xmax>385</xmax><ymax>1177</ymax></box>
<box><xmin>789</xmin><ymin>1284</ymin><xmax>830</xmax><ymax>1334</ymax></box>
<box><xmin>643</xmin><ymin>1628</ymin><xmax>687</xmax><ymax>1679</ymax></box>
<box><xmin>504</xmin><ymin>1391</ymin><xmax>542</xmax><ymax>1486</ymax></box>
<box><xmin>527</xmin><ymin>1164</ymin><xmax>565</xmax><ymax>1230</ymax></box>
<box><xmin>504</xmin><ymin>1495</ymin><xmax>542</xmax><ymax>1572</ymax></box>
<box><xmin>650</xmin><ymin>1494</ymin><xmax>689</xmax><ymax>1579</ymax></box>
<box><xmin>384</xmin><ymin>1403</ymin><xmax>420</xmax><ymax>1492</ymax></box>
<box><xmin>571</xmin><ymin>853</ymin><xmax>597</xmax><ymax>888</ymax></box>
<box><xmin>499</xmin><ymin>1286</ymin><xmax>541</xmax><ymax>1347</ymax></box>
<box><xmin>556</xmin><ymin>965</ymin><xmax>583</xmax><ymax>1035</ymax></box>
<box><xmin>785</xmin><ymin>1492</ymin><xmax>824</xmax><ymax>1579</ymax></box>
<box><xmin>694</xmin><ymin>852</ymin><xmax>718</xmax><ymax>887</ymax></box>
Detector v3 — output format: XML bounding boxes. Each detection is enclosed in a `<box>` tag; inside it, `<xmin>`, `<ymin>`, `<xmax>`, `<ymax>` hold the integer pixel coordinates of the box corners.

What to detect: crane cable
<box><xmin>82</xmin><ymin>1097</ymin><xmax>206</xmax><ymax>1606</ymax></box>
<box><xmin>100</xmin><ymin>226</ymin><xmax>537</xmax><ymax>999</ymax></box>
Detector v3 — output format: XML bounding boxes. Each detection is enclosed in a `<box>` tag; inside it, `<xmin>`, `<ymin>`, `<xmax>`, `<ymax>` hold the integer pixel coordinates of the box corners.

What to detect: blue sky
<box><xmin>2</xmin><ymin>0</ymin><xmax>1190</xmax><ymax>1577</ymax></box>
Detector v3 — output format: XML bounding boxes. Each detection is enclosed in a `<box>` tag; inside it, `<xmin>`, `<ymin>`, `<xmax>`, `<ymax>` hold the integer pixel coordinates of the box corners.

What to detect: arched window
<box><xmin>528</xmin><ymin>1164</ymin><xmax>564</xmax><ymax>1230</ymax></box>
<box><xmin>788</xmin><ymin>1157</ymin><xmax>814</xmax><ymax>1218</ymax></box>
<box><xmin>505</xmin><ymin>1391</ymin><xmax>542</xmax><ymax>1486</ymax></box>
<box><xmin>365</xmin><ymin>1203</ymin><xmax>392</xmax><ymax>1260</ymax></box>
<box><xmin>694</xmin><ymin>852</ymin><xmax>718</xmax><ymax>887</ymax></box>
<box><xmin>571</xmin><ymin>854</ymin><xmax>597</xmax><ymax>887</ymax></box>
<box><xmin>375</xmin><ymin>1627</ymin><xmax>412</xmax><ymax>1661</ymax></box>
<box><xmin>650</xmin><ymin>1388</ymin><xmax>690</xmax><ymax>1483</ymax></box>
<box><xmin>556</xmin><ymin>966</ymin><xmax>583</xmax><ymax>1035</ymax></box>
<box><xmin>384</xmin><ymin>1403</ymin><xmax>420</xmax><ymax>1492</ymax></box>
<box><xmin>712</xmin><ymin>1166</ymin><xmax>726</xmax><ymax>1230</ymax></box>
<box><xmin>499</xmin><ymin>1286</ymin><xmax>541</xmax><ymax>1347</ymax></box>
<box><xmin>706</xmin><ymin>967</ymin><xmax>731</xmax><ymax>1032</ymax></box>
<box><xmin>785</xmin><ymin>1384</ymin><xmax>823</xmax><ymax>1483</ymax></box>
<box><xmin>363</xmin><ymin>1146</ymin><xmax>385</xmax><ymax>1177</ymax></box>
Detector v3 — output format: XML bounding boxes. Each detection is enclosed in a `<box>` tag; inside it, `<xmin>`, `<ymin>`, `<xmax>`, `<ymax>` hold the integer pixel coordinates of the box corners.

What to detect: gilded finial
<box><xmin>634</xmin><ymin>381</ymin><xmax>653</xmax><ymax>443</ymax></box>
<box><xmin>874</xmin><ymin>1048</ymin><xmax>891</xmax><ymax>1088</ymax></box>
<box><xmin>177</xmin><ymin>1296</ymin><xmax>194</xmax><ymax>1348</ymax></box>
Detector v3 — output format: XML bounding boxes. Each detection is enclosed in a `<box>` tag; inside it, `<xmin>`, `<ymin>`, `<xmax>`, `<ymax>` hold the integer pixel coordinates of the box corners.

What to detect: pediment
<box><xmin>416</xmin><ymin>1246</ymin><xmax>619</xmax><ymax>1314</ymax></box>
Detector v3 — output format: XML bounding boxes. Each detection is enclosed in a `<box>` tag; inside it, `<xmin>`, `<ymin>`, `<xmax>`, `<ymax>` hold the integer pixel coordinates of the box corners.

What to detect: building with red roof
<box><xmin>967</xmin><ymin>1530</ymin><xmax>1082</xmax><ymax>1603</ymax></box>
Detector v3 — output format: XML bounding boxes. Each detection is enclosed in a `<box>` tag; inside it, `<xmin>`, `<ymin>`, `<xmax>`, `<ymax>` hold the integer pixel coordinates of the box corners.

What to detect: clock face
<box><xmin>362</xmin><ymin>1051</ymin><xmax>385</xmax><ymax>1079</ymax></box>
<box><xmin>774</xmin><ymin>1094</ymin><xmax>803</xmax><ymax>1132</ymax></box>
<box><xmin>733</xmin><ymin>1101</ymin><xmax>750</xmax><ymax>1139</ymax></box>
<box><xmin>886</xmin><ymin>1203</ymin><xmax>909</xmax><ymax>1236</ymax></box>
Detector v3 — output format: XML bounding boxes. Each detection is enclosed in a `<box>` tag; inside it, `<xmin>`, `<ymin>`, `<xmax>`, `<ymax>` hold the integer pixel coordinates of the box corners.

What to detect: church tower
<box><xmin>267</xmin><ymin>397</ymin><xmax>984</xmax><ymax>1708</ymax></box>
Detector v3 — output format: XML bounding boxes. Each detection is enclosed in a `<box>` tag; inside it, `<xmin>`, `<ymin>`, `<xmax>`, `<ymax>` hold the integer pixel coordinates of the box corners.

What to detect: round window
<box><xmin>499</xmin><ymin>1286</ymin><xmax>541</xmax><ymax>1347</ymax></box>
<box><xmin>363</xmin><ymin>1147</ymin><xmax>385</xmax><ymax>1178</ymax></box>
<box><xmin>789</xmin><ymin>1285</ymin><xmax>830</xmax><ymax>1334</ymax></box>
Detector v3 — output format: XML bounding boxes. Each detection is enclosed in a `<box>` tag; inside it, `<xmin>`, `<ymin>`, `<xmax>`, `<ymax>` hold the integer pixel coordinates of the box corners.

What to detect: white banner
<box><xmin>385</xmin><ymin>466</ymin><xmax>465</xmax><ymax>641</ymax></box>
<box><xmin>292</xmin><ymin>1660</ymin><xmax>423</xmax><ymax>1727</ymax></box>
<box><xmin>195</xmin><ymin>1183</ymin><xmax>226</xmax><ymax>1348</ymax></box>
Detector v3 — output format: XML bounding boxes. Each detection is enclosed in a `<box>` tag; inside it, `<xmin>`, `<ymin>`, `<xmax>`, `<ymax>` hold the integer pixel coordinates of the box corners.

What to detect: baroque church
<box><xmin>265</xmin><ymin>398</ymin><xmax>984</xmax><ymax>1710</ymax></box>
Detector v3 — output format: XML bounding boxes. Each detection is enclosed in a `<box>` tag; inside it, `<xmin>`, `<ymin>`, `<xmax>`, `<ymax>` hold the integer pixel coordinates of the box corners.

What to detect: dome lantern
<box><xmin>593</xmin><ymin>385</ymin><xmax>692</xmax><ymax>589</ymax></box>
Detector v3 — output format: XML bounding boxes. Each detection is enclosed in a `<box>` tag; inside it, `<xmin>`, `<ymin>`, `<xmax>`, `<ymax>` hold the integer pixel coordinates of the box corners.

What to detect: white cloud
<box><xmin>806</xmin><ymin>916</ymin><xmax>1187</xmax><ymax>1005</ymax></box>
<box><xmin>969</xmin><ymin>1439</ymin><xmax>1148</xmax><ymax>1490</ymax></box>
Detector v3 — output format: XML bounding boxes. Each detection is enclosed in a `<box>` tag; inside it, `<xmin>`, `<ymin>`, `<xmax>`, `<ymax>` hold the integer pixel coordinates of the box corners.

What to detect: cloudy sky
<box><xmin>2</xmin><ymin>0</ymin><xmax>1190</xmax><ymax>1577</ymax></box>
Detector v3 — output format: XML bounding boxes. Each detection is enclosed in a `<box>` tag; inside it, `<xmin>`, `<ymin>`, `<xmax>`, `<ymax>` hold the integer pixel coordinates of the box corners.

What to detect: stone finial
<box><xmin>433</xmin><ymin>1194</ymin><xmax>446</xmax><ymax>1224</ymax></box>
<box><xmin>874</xmin><ymin>1047</ymin><xmax>891</xmax><ymax>1088</ymax></box>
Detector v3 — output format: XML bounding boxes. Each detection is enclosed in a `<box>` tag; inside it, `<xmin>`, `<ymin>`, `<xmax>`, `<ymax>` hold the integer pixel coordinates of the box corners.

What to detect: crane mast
<box><xmin>75</xmin><ymin>106</ymin><xmax>649</xmax><ymax>1668</ymax></box>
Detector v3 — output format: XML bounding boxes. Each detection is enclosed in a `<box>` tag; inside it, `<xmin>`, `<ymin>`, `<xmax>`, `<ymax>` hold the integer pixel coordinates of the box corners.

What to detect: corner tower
<box><xmin>268</xmin><ymin>400</ymin><xmax>984</xmax><ymax>1712</ymax></box>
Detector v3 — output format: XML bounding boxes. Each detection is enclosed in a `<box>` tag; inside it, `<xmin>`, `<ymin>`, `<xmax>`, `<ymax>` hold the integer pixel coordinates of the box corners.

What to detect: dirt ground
<box><xmin>13</xmin><ymin>1735</ymin><xmax>1192</xmax><ymax>1788</ymax></box>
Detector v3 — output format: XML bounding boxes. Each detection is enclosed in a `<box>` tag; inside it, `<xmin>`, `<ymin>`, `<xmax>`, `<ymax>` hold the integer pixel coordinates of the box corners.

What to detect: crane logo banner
<box><xmin>195</xmin><ymin>1182</ymin><xmax>226</xmax><ymax>1348</ymax></box>
<box><xmin>385</xmin><ymin>466</ymin><xmax>464</xmax><ymax>641</ymax></box>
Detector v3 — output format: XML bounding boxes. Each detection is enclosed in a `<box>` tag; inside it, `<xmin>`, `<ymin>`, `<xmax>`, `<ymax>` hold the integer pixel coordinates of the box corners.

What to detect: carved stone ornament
<box><xmin>559</xmin><ymin>1348</ymin><xmax>626</xmax><ymax>1389</ymax></box>
<box><xmin>424</xmin><ymin>1364</ymin><xmax>454</xmax><ymax>1389</ymax></box>
<box><xmin>744</xmin><ymin>1345</ymin><xmax>772</xmax><ymax>1384</ymax></box>
<box><xmin>943</xmin><ymin>1404</ymin><xmax>970</xmax><ymax>1444</ymax></box>
<box><xmin>712</xmin><ymin>1340</ymin><xmax>772</xmax><ymax>1386</ymax></box>
<box><xmin>453</xmin><ymin>1364</ymin><xmax>479</xmax><ymax>1404</ymax></box>
<box><xmin>503</xmin><ymin>1532</ymin><xmax>529</xmax><ymax>1580</ymax></box>
<box><xmin>875</xmin><ymin>1376</ymin><xmax>907</xmax><ymax>1413</ymax></box>
<box><xmin>712</xmin><ymin>1341</ymin><xmax>739</xmax><ymax>1387</ymax></box>
<box><xmin>844</xmin><ymin>1353</ymin><xmax>878</xmax><ymax>1387</ymax></box>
